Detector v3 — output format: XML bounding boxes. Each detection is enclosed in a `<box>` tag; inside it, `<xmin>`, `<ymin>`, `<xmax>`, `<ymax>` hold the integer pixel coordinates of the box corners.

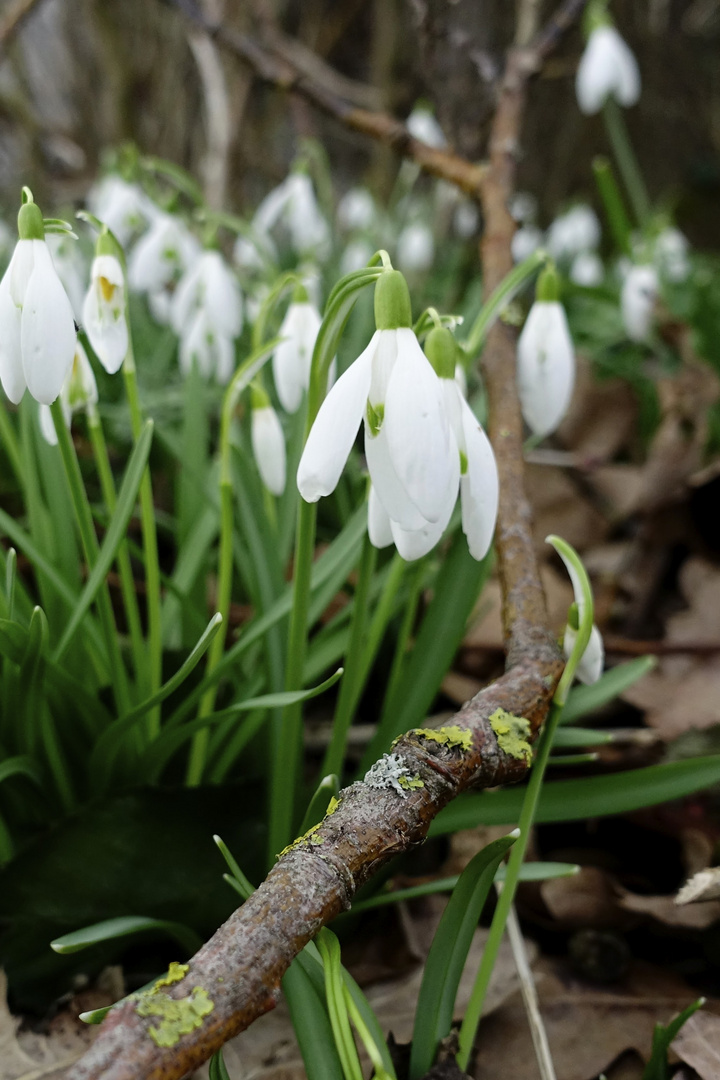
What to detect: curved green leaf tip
<box><xmin>488</xmin><ymin>709</ymin><xmax>532</xmax><ymax>765</ymax></box>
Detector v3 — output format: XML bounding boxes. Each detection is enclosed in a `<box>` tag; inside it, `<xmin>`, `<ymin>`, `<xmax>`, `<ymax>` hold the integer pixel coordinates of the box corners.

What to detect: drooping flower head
<box><xmin>620</xmin><ymin>264</ymin><xmax>658</xmax><ymax>342</ymax></box>
<box><xmin>297</xmin><ymin>269</ymin><xmax>458</xmax><ymax>550</ymax></box>
<box><xmin>272</xmin><ymin>284</ymin><xmax>322</xmax><ymax>414</ymax></box>
<box><xmin>253</xmin><ymin>171</ymin><xmax>330</xmax><ymax>258</ymax></box>
<box><xmin>576</xmin><ymin>3</ymin><xmax>640</xmax><ymax>115</ymax></box>
<box><xmin>250</xmin><ymin>383</ymin><xmax>286</xmax><ymax>497</ymax></box>
<box><xmin>516</xmin><ymin>264</ymin><xmax>575</xmax><ymax>438</ymax></box>
<box><xmin>0</xmin><ymin>189</ymin><xmax>77</xmax><ymax>405</ymax></box>
<box><xmin>83</xmin><ymin>228</ymin><xmax>129</xmax><ymax>375</ymax></box>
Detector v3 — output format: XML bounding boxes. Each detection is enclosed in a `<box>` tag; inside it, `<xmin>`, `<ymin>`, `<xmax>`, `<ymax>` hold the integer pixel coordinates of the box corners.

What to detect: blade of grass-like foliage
<box><xmin>361</xmin><ymin>534</ymin><xmax>492</xmax><ymax>771</ymax></box>
<box><xmin>19</xmin><ymin>607</ymin><xmax>49</xmax><ymax>759</ymax></box>
<box><xmin>89</xmin><ymin>614</ymin><xmax>224</xmax><ymax>791</ymax></box>
<box><xmin>351</xmin><ymin>861</ymin><xmax>579</xmax><ymax>913</ymax></box>
<box><xmin>0</xmin><ymin>756</ymin><xmax>43</xmax><ymax>787</ymax></box>
<box><xmin>50</xmin><ymin>915</ymin><xmax>203</xmax><ymax>955</ymax></box>
<box><xmin>176</xmin><ymin>362</ymin><xmax>211</xmax><ymax>650</ymax></box>
<box><xmin>342</xmin><ymin>970</ymin><xmax>397</xmax><ymax>1080</ymax></box>
<box><xmin>409</xmin><ymin>832</ymin><xmax>518</xmax><ymax>1080</ymax></box>
<box><xmin>162</xmin><ymin>503</ymin><xmax>219</xmax><ymax>649</ymax></box>
<box><xmin>208</xmin><ymin>1049</ymin><xmax>232</xmax><ymax>1080</ymax></box>
<box><xmin>561</xmin><ymin>656</ymin><xmax>656</xmax><ymax>724</ymax></box>
<box><xmin>299</xmin><ymin>774</ymin><xmax>340</xmax><ymax>835</ymax></box>
<box><xmin>142</xmin><ymin>669</ymin><xmax>344</xmax><ymax>781</ymax></box>
<box><xmin>643</xmin><ymin>998</ymin><xmax>704</xmax><ymax>1080</ymax></box>
<box><xmin>283</xmin><ymin>946</ymin><xmax>346</xmax><ymax>1080</ymax></box>
<box><xmin>430</xmin><ymin>756</ymin><xmax>720</xmax><ymax>835</ymax></box>
<box><xmin>552</xmin><ymin>727</ymin><xmax>615</xmax><ymax>747</ymax></box>
<box><xmin>316</xmin><ymin>928</ymin><xmax>364</xmax><ymax>1080</ymax></box>
<box><xmin>53</xmin><ymin>420</ymin><xmax>154</xmax><ymax>662</ymax></box>
<box><xmin>213</xmin><ymin>834</ymin><xmax>255</xmax><ymax>900</ymax></box>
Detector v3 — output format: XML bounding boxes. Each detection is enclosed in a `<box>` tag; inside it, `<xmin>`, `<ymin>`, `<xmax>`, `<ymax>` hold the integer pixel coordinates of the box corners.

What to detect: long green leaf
<box><xmin>50</xmin><ymin>915</ymin><xmax>202</xmax><ymax>955</ymax></box>
<box><xmin>643</xmin><ymin>998</ymin><xmax>704</xmax><ymax>1080</ymax></box>
<box><xmin>53</xmin><ymin>420</ymin><xmax>154</xmax><ymax>661</ymax></box>
<box><xmin>0</xmin><ymin>755</ymin><xmax>43</xmax><ymax>788</ymax></box>
<box><xmin>561</xmin><ymin>655</ymin><xmax>656</xmax><ymax>724</ymax></box>
<box><xmin>283</xmin><ymin>947</ymin><xmax>345</xmax><ymax>1080</ymax></box>
<box><xmin>430</xmin><ymin>756</ymin><xmax>720</xmax><ymax>835</ymax></box>
<box><xmin>409</xmin><ymin>833</ymin><xmax>517</xmax><ymax>1079</ymax></box>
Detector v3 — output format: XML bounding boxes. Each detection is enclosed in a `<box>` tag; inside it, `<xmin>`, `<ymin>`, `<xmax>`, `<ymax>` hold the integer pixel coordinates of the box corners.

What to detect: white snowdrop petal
<box><xmin>9</xmin><ymin>240</ymin><xmax>35</xmax><ymax>307</ymax></box>
<box><xmin>384</xmin><ymin>329</ymin><xmax>457</xmax><ymax>523</ymax></box>
<box><xmin>367</xmin><ymin>485</ymin><xmax>394</xmax><ymax>549</ymax></box>
<box><xmin>563</xmin><ymin>623</ymin><xmax>604</xmax><ymax>685</ymax></box>
<box><xmin>621</xmin><ymin>265</ymin><xmax>658</xmax><ymax>342</ymax></box>
<box><xmin>214</xmin><ymin>334</ymin><xmax>235</xmax><ymax>385</ymax></box>
<box><xmin>365</xmin><ymin>423</ymin><xmax>429</xmax><ymax>532</ymax></box>
<box><xmin>21</xmin><ymin>242</ymin><xmax>76</xmax><ymax>405</ymax></box>
<box><xmin>458</xmin><ymin>395</ymin><xmax>499</xmax><ymax>560</ymax></box>
<box><xmin>576</xmin><ymin>26</ymin><xmax>640</xmax><ymax>115</ymax></box>
<box><xmin>38</xmin><ymin>402</ymin><xmax>58</xmax><ymax>445</ymax></box>
<box><xmin>297</xmin><ymin>344</ymin><xmax>374</xmax><ymax>502</ymax></box>
<box><xmin>252</xmin><ymin>406</ymin><xmax>286</xmax><ymax>496</ymax></box>
<box><xmin>516</xmin><ymin>301</ymin><xmax>575</xmax><ymax>438</ymax></box>
<box><xmin>0</xmin><ymin>270</ymin><xmax>25</xmax><ymax>403</ymax></box>
<box><xmin>396</xmin><ymin>223</ymin><xmax>434</xmax><ymax>274</ymax></box>
<box><xmin>390</xmin><ymin>485</ymin><xmax>455</xmax><ymax>561</ymax></box>
<box><xmin>170</xmin><ymin>262</ymin><xmax>203</xmax><ymax>335</ymax></box>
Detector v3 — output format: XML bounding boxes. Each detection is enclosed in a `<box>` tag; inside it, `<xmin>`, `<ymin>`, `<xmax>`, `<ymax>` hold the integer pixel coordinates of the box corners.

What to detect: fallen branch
<box><xmin>65</xmin><ymin>4</ymin><xmax>588</xmax><ymax>1077</ymax></box>
<box><xmin>0</xmin><ymin>0</ymin><xmax>46</xmax><ymax>49</ymax></box>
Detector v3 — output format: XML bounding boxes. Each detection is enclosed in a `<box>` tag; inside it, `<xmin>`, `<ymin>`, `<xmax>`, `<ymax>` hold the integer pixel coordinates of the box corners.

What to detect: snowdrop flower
<box><xmin>38</xmin><ymin>341</ymin><xmax>98</xmax><ymax>446</ymax></box>
<box><xmin>337</xmin><ymin>188</ymin><xmax>376</xmax><ymax>232</ymax></box>
<box><xmin>454</xmin><ymin>200</ymin><xmax>479</xmax><ymax>240</ymax></box>
<box><xmin>171</xmin><ymin>250</ymin><xmax>243</xmax><ymax>341</ymax></box>
<box><xmin>272</xmin><ymin>287</ymin><xmax>322</xmax><ymax>413</ymax></box>
<box><xmin>654</xmin><ymin>227</ymin><xmax>690</xmax><ymax>283</ymax></box>
<box><xmin>83</xmin><ymin>248</ymin><xmax>128</xmax><ymax>374</ymax></box>
<box><xmin>128</xmin><ymin>212</ymin><xmax>200</xmax><ymax>295</ymax></box>
<box><xmin>510</xmin><ymin>192</ymin><xmax>538</xmax><ymax>225</ymax></box>
<box><xmin>179</xmin><ymin>308</ymin><xmax>235</xmax><ymax>384</ymax></box>
<box><xmin>250</xmin><ymin>384</ymin><xmax>286</xmax><ymax>496</ymax></box>
<box><xmin>517</xmin><ymin>266</ymin><xmax>575</xmax><ymax>438</ymax></box>
<box><xmin>512</xmin><ymin>225</ymin><xmax>544</xmax><ymax>265</ymax></box>
<box><xmin>396</xmin><ymin>222</ymin><xmax>434</xmax><ymax>274</ymax></box>
<box><xmin>340</xmin><ymin>239</ymin><xmax>374</xmax><ymax>276</ymax></box>
<box><xmin>233</xmin><ymin>234</ymin><xmax>273</xmax><ymax>274</ymax></box>
<box><xmin>406</xmin><ymin>106</ymin><xmax>446</xmax><ymax>149</ymax></box>
<box><xmin>0</xmin><ymin>191</ymin><xmax>77</xmax><ymax>405</ymax></box>
<box><xmin>621</xmin><ymin>264</ymin><xmax>658</xmax><ymax>341</ymax></box>
<box><xmin>576</xmin><ymin>20</ymin><xmax>640</xmax><ymax>115</ymax></box>
<box><xmin>547</xmin><ymin>205</ymin><xmax>601</xmax><ymax>262</ymax></box>
<box><xmin>298</xmin><ymin>269</ymin><xmax>458</xmax><ymax>536</ymax></box>
<box><xmin>550</xmin><ymin>536</ymin><xmax>604</xmax><ymax>685</ymax></box>
<box><xmin>87</xmin><ymin>175</ymin><xmax>154</xmax><ymax>247</ymax></box>
<box><xmin>570</xmin><ymin>250</ymin><xmax>604</xmax><ymax>287</ymax></box>
<box><xmin>254</xmin><ymin>172</ymin><xmax>330</xmax><ymax>257</ymax></box>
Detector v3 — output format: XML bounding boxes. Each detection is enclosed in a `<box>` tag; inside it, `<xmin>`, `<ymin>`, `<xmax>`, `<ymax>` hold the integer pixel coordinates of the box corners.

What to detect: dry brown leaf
<box><xmin>527</xmin><ymin>463</ymin><xmax>609</xmax><ymax>553</ymax></box>
<box><xmin>677</xmin><ymin>867</ymin><xmax>720</xmax><ymax>904</ymax></box>
<box><xmin>473</xmin><ymin>958</ymin><xmax>715</xmax><ymax>1080</ymax></box>
<box><xmin>672</xmin><ymin>1010</ymin><xmax>720</xmax><ymax>1080</ymax></box>
<box><xmin>616</xmin><ymin>885</ymin><xmax>720</xmax><ymax>930</ymax></box>
<box><xmin>558</xmin><ymin>356</ymin><xmax>639</xmax><ymax>462</ymax></box>
<box><xmin>541</xmin><ymin>867</ymin><xmax>626</xmax><ymax>929</ymax></box>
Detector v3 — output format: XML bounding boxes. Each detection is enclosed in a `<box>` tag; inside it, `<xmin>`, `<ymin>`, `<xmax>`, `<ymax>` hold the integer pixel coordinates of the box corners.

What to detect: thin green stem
<box><xmin>123</xmin><ymin>345</ymin><xmax>163</xmax><ymax>737</ymax></box>
<box><xmin>0</xmin><ymin>405</ymin><xmax>24</xmax><ymax>487</ymax></box>
<box><xmin>378</xmin><ymin>560</ymin><xmax>424</xmax><ymax>728</ymax></box>
<box><xmin>50</xmin><ymin>399</ymin><xmax>131</xmax><ymax>715</ymax></box>
<box><xmin>321</xmin><ymin>533</ymin><xmax>376</xmax><ymax>780</ymax></box>
<box><xmin>462</xmin><ymin>249</ymin><xmax>547</xmax><ymax>358</ymax></box>
<box><xmin>602</xmin><ymin>99</ymin><xmax>651</xmax><ymax>229</ymax></box>
<box><xmin>87</xmin><ymin>409</ymin><xmax>147</xmax><ymax>696</ymax></box>
<box><xmin>456</xmin><ymin>701</ymin><xmax>563</xmax><ymax>1070</ymax></box>
<box><xmin>356</xmin><ymin>552</ymin><xmax>406</xmax><ymax>691</ymax></box>
<box><xmin>592</xmin><ymin>155</ymin><xmax>632</xmax><ymax>255</ymax></box>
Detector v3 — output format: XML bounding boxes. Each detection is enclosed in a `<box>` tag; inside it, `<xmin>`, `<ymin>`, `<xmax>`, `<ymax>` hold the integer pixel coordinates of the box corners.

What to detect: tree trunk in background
<box><xmin>0</xmin><ymin>0</ymin><xmax>718</xmax><ymax>243</ymax></box>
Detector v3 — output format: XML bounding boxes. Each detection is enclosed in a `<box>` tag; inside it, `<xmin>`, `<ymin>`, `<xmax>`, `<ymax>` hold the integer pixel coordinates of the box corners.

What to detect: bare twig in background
<box><xmin>0</xmin><ymin>0</ymin><xmax>45</xmax><ymax>49</ymax></box>
<box><xmin>64</xmin><ymin>4</ymin><xmax>589</xmax><ymax>1078</ymax></box>
<box><xmin>187</xmin><ymin>24</ymin><xmax>232</xmax><ymax>209</ymax></box>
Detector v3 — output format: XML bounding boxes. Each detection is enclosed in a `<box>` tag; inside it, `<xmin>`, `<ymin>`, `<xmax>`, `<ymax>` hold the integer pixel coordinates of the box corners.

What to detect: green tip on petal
<box><xmin>424</xmin><ymin>325</ymin><xmax>457</xmax><ymax>380</ymax></box>
<box><xmin>536</xmin><ymin>264</ymin><xmax>561</xmax><ymax>303</ymax></box>
<box><xmin>96</xmin><ymin>227</ymin><xmax>125</xmax><ymax>263</ymax></box>
<box><xmin>18</xmin><ymin>200</ymin><xmax>44</xmax><ymax>241</ymax></box>
<box><xmin>374</xmin><ymin>269</ymin><xmax>412</xmax><ymax>330</ymax></box>
<box><xmin>583</xmin><ymin>0</ymin><xmax>611</xmax><ymax>36</ymax></box>
<box><xmin>292</xmin><ymin>281</ymin><xmax>309</xmax><ymax>304</ymax></box>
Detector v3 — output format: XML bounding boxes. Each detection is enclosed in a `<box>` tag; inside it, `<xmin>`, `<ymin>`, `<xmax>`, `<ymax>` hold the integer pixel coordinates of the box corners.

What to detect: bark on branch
<box><xmin>66</xmin><ymin>3</ymin><xmax>587</xmax><ymax>1077</ymax></box>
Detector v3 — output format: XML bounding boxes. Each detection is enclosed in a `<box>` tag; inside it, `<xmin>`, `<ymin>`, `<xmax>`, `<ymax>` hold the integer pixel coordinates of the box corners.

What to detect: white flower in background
<box><xmin>171</xmin><ymin>249</ymin><xmax>243</xmax><ymax>341</ymax></box>
<box><xmin>510</xmin><ymin>192</ymin><xmax>538</xmax><ymax>225</ymax></box>
<box><xmin>233</xmin><ymin>234</ymin><xmax>273</xmax><ymax>274</ymax></box>
<box><xmin>250</xmin><ymin>385</ymin><xmax>286</xmax><ymax>496</ymax></box>
<box><xmin>46</xmin><ymin>232</ymin><xmax>87</xmax><ymax>321</ymax></box>
<box><xmin>38</xmin><ymin>341</ymin><xmax>98</xmax><ymax>446</ymax></box>
<box><xmin>83</xmin><ymin>253</ymin><xmax>128</xmax><ymax>374</ymax></box>
<box><xmin>179</xmin><ymin>308</ymin><xmax>235</xmax><ymax>384</ymax></box>
<box><xmin>517</xmin><ymin>267</ymin><xmax>575</xmax><ymax>438</ymax></box>
<box><xmin>576</xmin><ymin>24</ymin><xmax>640</xmax><ymax>115</ymax></box>
<box><xmin>298</xmin><ymin>270</ymin><xmax>458</xmax><ymax>538</ymax></box>
<box><xmin>337</xmin><ymin>188</ymin><xmax>376</xmax><ymax>232</ymax></box>
<box><xmin>547</xmin><ymin>205</ymin><xmax>601</xmax><ymax>262</ymax></box>
<box><xmin>454</xmin><ymin>200</ymin><xmax>479</xmax><ymax>240</ymax></box>
<box><xmin>511</xmin><ymin>225</ymin><xmax>544</xmax><ymax>264</ymax></box>
<box><xmin>406</xmin><ymin>106</ymin><xmax>446</xmax><ymax>149</ymax></box>
<box><xmin>254</xmin><ymin>172</ymin><xmax>330</xmax><ymax>257</ymax></box>
<box><xmin>0</xmin><ymin>194</ymin><xmax>76</xmax><ymax>405</ymax></box>
<box><xmin>273</xmin><ymin>288</ymin><xmax>322</xmax><ymax>413</ymax></box>
<box><xmin>128</xmin><ymin>212</ymin><xmax>200</xmax><ymax>295</ymax></box>
<box><xmin>396</xmin><ymin>222</ymin><xmax>434</xmax><ymax>274</ymax></box>
<box><xmin>87</xmin><ymin>175</ymin><xmax>155</xmax><ymax>247</ymax></box>
<box><xmin>340</xmin><ymin>239</ymin><xmax>374</xmax><ymax>276</ymax></box>
<box><xmin>570</xmin><ymin>250</ymin><xmax>604</xmax><ymax>287</ymax></box>
<box><xmin>621</xmin><ymin>264</ymin><xmax>658</xmax><ymax>341</ymax></box>
<box><xmin>654</xmin><ymin>227</ymin><xmax>690</xmax><ymax>283</ymax></box>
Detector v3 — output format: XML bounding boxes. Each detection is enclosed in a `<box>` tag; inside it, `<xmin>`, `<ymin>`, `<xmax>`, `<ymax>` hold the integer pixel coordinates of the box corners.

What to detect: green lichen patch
<box><xmin>277</xmin><ymin>821</ymin><xmax>326</xmax><ymax>859</ymax></box>
<box><xmin>411</xmin><ymin>725</ymin><xmax>473</xmax><ymax>752</ymax></box>
<box><xmin>398</xmin><ymin>774</ymin><xmax>424</xmax><ymax>791</ymax></box>
<box><xmin>135</xmin><ymin>981</ymin><xmax>214</xmax><ymax>1048</ymax></box>
<box><xmin>326</xmin><ymin>796</ymin><xmax>341</xmax><ymax>816</ymax></box>
<box><xmin>155</xmin><ymin>962</ymin><xmax>189</xmax><ymax>989</ymax></box>
<box><xmin>489</xmin><ymin>708</ymin><xmax>532</xmax><ymax>765</ymax></box>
